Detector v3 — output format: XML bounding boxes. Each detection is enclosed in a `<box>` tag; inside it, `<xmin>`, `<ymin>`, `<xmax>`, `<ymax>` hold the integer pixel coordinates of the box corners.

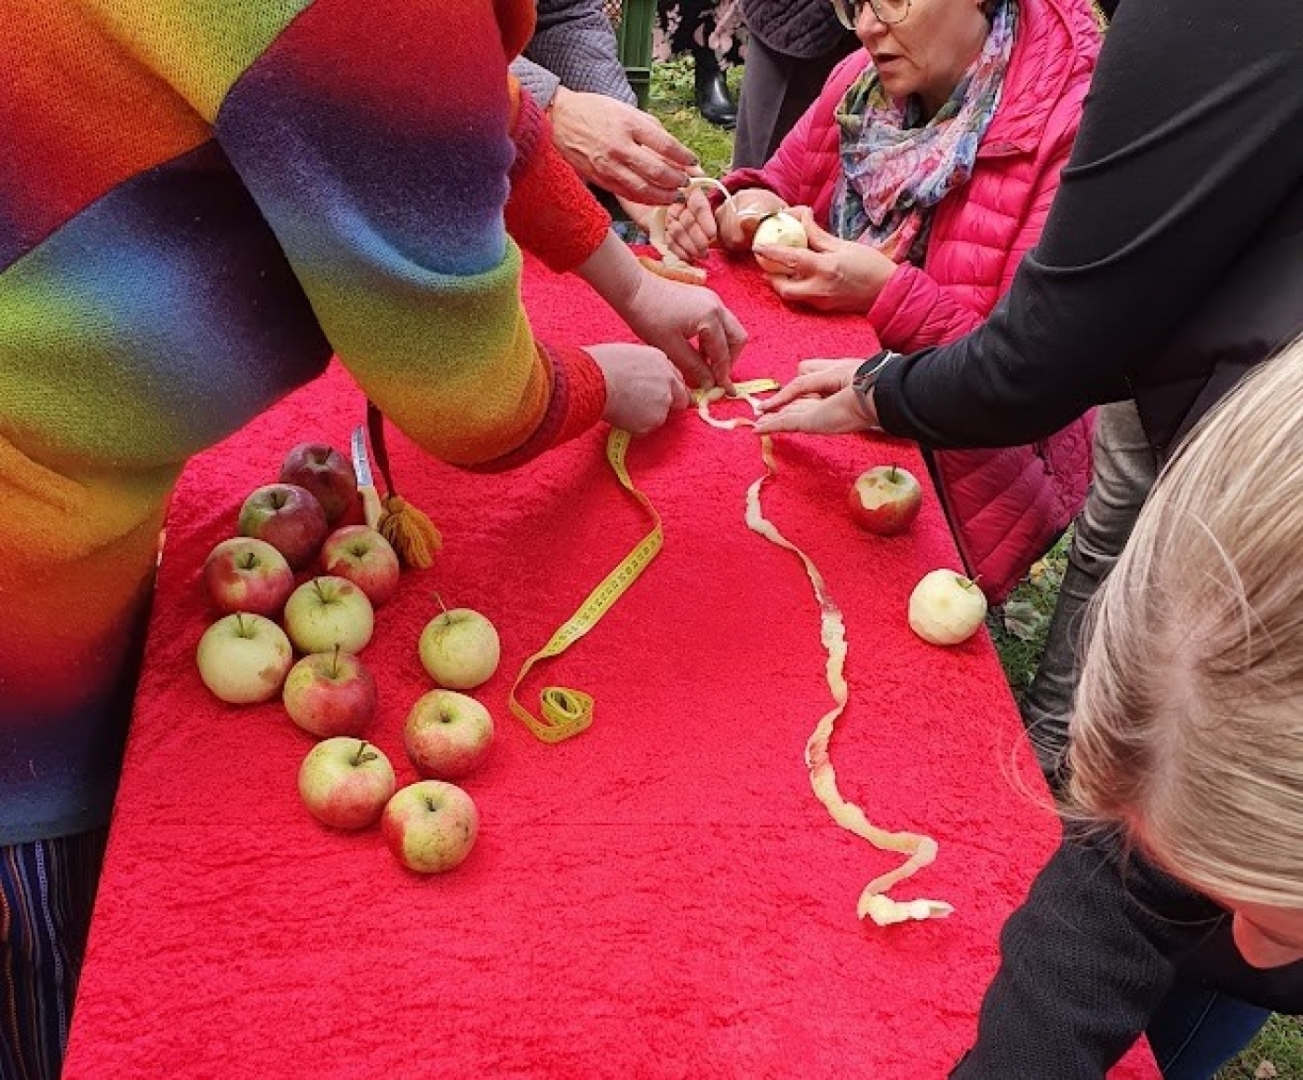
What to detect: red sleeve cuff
<box><xmin>472</xmin><ymin>344</ymin><xmax>606</xmax><ymax>472</ymax></box>
<box><xmin>505</xmin><ymin>93</ymin><xmax>610</xmax><ymax>274</ymax></box>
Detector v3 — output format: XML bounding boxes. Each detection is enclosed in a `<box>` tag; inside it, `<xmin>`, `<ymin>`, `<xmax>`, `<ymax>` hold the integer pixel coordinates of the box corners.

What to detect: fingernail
<box><xmin>673</xmin><ymin>192</ymin><xmax>687</xmax><ymax>205</ymax></box>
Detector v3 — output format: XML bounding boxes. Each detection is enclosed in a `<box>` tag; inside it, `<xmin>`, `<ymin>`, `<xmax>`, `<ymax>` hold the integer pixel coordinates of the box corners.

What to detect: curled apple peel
<box><xmin>693</xmin><ymin>391</ymin><xmax>952</xmax><ymax>926</ymax></box>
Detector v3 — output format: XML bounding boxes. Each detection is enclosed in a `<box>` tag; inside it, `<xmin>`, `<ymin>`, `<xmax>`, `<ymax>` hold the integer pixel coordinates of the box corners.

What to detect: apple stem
<box><xmin>433</xmin><ymin>591</ymin><xmax>448</xmax><ymax>616</ymax></box>
<box><xmin>351</xmin><ymin>740</ymin><xmax>377</xmax><ymax>766</ymax></box>
<box><xmin>425</xmin><ymin>795</ymin><xmax>437</xmax><ymax>813</ymax></box>
<box><xmin>331</xmin><ymin>644</ymin><xmax>341</xmax><ymax>678</ymax></box>
<box><xmin>234</xmin><ymin>612</ymin><xmax>248</xmax><ymax>636</ymax></box>
<box><xmin>888</xmin><ymin>465</ymin><xmax>899</xmax><ymax>482</ymax></box>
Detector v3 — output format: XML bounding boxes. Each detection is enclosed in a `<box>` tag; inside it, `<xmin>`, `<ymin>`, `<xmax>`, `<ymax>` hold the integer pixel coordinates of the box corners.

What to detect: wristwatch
<box><xmin>851</xmin><ymin>350</ymin><xmax>899</xmax><ymax>421</ymax></box>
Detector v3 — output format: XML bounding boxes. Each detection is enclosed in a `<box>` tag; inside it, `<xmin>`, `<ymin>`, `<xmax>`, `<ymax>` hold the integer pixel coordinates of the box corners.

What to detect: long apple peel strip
<box><xmin>696</xmin><ymin>387</ymin><xmax>953</xmax><ymax>926</ymax></box>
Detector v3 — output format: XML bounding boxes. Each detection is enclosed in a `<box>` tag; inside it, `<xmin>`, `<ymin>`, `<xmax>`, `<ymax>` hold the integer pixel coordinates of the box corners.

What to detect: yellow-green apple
<box><xmin>279</xmin><ymin>442</ymin><xmax>358</xmax><ymax>526</ymax></box>
<box><xmin>418</xmin><ymin>606</ymin><xmax>500</xmax><ymax>690</ymax></box>
<box><xmin>282</xmin><ymin>647</ymin><xmax>378</xmax><ymax>738</ymax></box>
<box><xmin>283</xmin><ymin>576</ymin><xmax>375</xmax><ymax>655</ymax></box>
<box><xmin>320</xmin><ymin>525</ymin><xmax>400</xmax><ymax>608</ymax></box>
<box><xmin>908</xmin><ymin>569</ymin><xmax>988</xmax><ymax>646</ymax></box>
<box><xmin>298</xmin><ymin>737</ymin><xmax>396</xmax><ymax>830</ymax></box>
<box><xmin>196</xmin><ymin>612</ymin><xmax>294</xmax><ymax>704</ymax></box>
<box><xmin>382</xmin><ymin>780</ymin><xmax>479</xmax><ymax>873</ymax></box>
<box><xmin>237</xmin><ymin>482</ymin><xmax>329</xmax><ymax>570</ymax></box>
<box><xmin>848</xmin><ymin>465</ymin><xmax>923</xmax><ymax>536</ymax></box>
<box><xmin>752</xmin><ymin>211</ymin><xmax>808</xmax><ymax>274</ymax></box>
<box><xmin>403</xmin><ymin>689</ymin><xmax>494</xmax><ymax>780</ymax></box>
<box><xmin>202</xmin><ymin>536</ymin><xmax>295</xmax><ymax>617</ymax></box>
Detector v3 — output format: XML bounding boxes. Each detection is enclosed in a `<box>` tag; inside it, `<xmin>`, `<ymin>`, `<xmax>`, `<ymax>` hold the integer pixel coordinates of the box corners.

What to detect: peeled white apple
<box><xmin>908</xmin><ymin>569</ymin><xmax>988</xmax><ymax>646</ymax></box>
<box><xmin>752</xmin><ymin>211</ymin><xmax>808</xmax><ymax>274</ymax></box>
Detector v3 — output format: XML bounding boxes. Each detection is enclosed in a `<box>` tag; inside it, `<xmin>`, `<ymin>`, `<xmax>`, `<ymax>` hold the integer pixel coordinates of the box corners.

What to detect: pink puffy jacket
<box><xmin>723</xmin><ymin>0</ymin><xmax>1101</xmax><ymax>603</ymax></box>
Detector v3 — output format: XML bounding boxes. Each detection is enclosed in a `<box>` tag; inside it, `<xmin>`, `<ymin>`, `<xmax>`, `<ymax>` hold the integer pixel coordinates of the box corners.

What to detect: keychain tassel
<box><xmin>366</xmin><ymin>401</ymin><xmax>443</xmax><ymax>570</ymax></box>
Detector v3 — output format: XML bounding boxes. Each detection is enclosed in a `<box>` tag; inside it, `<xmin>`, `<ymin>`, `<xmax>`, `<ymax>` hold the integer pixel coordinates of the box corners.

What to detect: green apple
<box><xmin>418</xmin><ymin>607</ymin><xmax>500</xmax><ymax>690</ymax></box>
<box><xmin>283</xmin><ymin>576</ymin><xmax>375</xmax><ymax>655</ymax></box>
<box><xmin>196</xmin><ymin>612</ymin><xmax>294</xmax><ymax>704</ymax></box>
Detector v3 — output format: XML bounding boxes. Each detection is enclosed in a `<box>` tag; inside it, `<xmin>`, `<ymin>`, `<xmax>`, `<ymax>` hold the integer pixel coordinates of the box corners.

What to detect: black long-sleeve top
<box><xmin>874</xmin><ymin>0</ymin><xmax>1303</xmax><ymax>457</ymax></box>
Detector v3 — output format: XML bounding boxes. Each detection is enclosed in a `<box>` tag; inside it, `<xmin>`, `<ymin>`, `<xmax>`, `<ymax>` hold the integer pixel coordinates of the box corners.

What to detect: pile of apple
<box><xmin>192</xmin><ymin>442</ymin><xmax>503</xmax><ymax>874</ymax></box>
<box><xmin>847</xmin><ymin>464</ymin><xmax>988</xmax><ymax>646</ymax></box>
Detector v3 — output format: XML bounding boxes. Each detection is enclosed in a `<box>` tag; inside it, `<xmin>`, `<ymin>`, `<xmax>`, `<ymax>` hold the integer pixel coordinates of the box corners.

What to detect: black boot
<box><xmin>693</xmin><ymin>47</ymin><xmax>737</xmax><ymax>129</ymax></box>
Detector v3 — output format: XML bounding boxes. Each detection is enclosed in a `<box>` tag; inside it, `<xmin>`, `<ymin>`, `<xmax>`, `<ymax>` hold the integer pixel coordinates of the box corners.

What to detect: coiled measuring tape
<box><xmin>507</xmin><ymin>380</ymin><xmax>778</xmax><ymax>743</ymax></box>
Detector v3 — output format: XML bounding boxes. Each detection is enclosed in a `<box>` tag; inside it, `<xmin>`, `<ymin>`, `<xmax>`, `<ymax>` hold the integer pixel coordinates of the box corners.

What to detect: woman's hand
<box><xmin>662</xmin><ymin>186</ymin><xmax>788</xmax><ymax>263</ymax></box>
<box><xmin>752</xmin><ymin>208</ymin><xmax>897</xmax><ymax>313</ymax></box>
<box><xmin>576</xmin><ymin>232</ymin><xmax>748</xmax><ymax>391</ymax></box>
<box><xmin>716</xmin><ymin>188</ymin><xmax>788</xmax><ymax>252</ymax></box>
<box><xmin>662</xmin><ymin>185</ymin><xmax>718</xmax><ymax>263</ymax></box>
<box><xmin>619</xmin><ymin>268</ymin><xmax>748</xmax><ymax>391</ymax></box>
<box><xmin>752</xmin><ymin>358</ymin><xmax>879</xmax><ymax>434</ymax></box>
<box><xmin>549</xmin><ymin>88</ymin><xmax>697</xmax><ymax>205</ymax></box>
<box><xmin>584</xmin><ymin>343</ymin><xmax>691</xmax><ymax>436</ymax></box>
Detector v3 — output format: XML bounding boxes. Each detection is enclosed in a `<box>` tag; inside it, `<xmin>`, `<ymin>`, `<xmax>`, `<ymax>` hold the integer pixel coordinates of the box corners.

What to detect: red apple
<box><xmin>202</xmin><ymin>536</ymin><xmax>295</xmax><ymax>617</ymax></box>
<box><xmin>283</xmin><ymin>575</ymin><xmax>375</xmax><ymax>655</ymax></box>
<box><xmin>279</xmin><ymin>442</ymin><xmax>358</xmax><ymax>525</ymax></box>
<box><xmin>282</xmin><ymin>647</ymin><xmax>378</xmax><ymax>738</ymax></box>
<box><xmin>848</xmin><ymin>465</ymin><xmax>923</xmax><ymax>536</ymax></box>
<box><xmin>320</xmin><ymin>525</ymin><xmax>401</xmax><ymax>608</ymax></box>
<box><xmin>382</xmin><ymin>780</ymin><xmax>479</xmax><ymax>873</ymax></box>
<box><xmin>403</xmin><ymin>689</ymin><xmax>494</xmax><ymax>781</ymax></box>
<box><xmin>195</xmin><ymin>612</ymin><xmax>294</xmax><ymax>704</ymax></box>
<box><xmin>298</xmin><ymin>737</ymin><xmax>396</xmax><ymax>830</ymax></box>
<box><xmin>908</xmin><ymin>569</ymin><xmax>988</xmax><ymax>646</ymax></box>
<box><xmin>333</xmin><ymin>493</ymin><xmax>367</xmax><ymax>528</ymax></box>
<box><xmin>237</xmin><ymin>483</ymin><xmax>329</xmax><ymax>570</ymax></box>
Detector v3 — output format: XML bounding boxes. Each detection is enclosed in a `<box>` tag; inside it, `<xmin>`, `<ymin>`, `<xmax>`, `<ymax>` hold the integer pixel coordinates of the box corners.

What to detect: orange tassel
<box><xmin>366</xmin><ymin>400</ymin><xmax>442</xmax><ymax>570</ymax></box>
<box><xmin>378</xmin><ymin>495</ymin><xmax>442</xmax><ymax>570</ymax></box>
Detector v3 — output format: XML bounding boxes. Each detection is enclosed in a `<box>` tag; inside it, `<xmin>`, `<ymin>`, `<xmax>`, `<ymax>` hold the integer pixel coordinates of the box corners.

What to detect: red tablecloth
<box><xmin>65</xmin><ymin>251</ymin><xmax>1157</xmax><ymax>1078</ymax></box>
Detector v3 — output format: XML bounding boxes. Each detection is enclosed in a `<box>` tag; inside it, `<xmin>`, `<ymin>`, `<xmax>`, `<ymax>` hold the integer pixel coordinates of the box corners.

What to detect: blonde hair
<box><xmin>1066</xmin><ymin>336</ymin><xmax>1303</xmax><ymax>908</ymax></box>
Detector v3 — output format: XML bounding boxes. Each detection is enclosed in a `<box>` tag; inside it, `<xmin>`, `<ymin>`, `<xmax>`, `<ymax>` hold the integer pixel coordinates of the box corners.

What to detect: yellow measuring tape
<box><xmin>509</xmin><ymin>374</ymin><xmax>949</xmax><ymax>922</ymax></box>
<box><xmin>508</xmin><ymin>380</ymin><xmax>778</xmax><ymax>743</ymax></box>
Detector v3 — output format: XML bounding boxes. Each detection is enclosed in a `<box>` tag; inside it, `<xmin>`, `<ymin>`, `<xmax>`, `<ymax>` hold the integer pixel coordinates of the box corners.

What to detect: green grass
<box><xmin>649</xmin><ymin>59</ymin><xmax>1301</xmax><ymax>1077</ymax></box>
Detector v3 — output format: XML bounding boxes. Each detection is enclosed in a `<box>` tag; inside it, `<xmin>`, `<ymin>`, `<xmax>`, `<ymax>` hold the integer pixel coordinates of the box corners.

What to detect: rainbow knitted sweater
<box><xmin>0</xmin><ymin>0</ymin><xmax>612</xmax><ymax>845</ymax></box>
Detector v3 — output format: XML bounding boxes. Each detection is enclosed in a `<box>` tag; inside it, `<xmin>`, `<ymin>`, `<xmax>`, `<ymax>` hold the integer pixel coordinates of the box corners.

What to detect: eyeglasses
<box><xmin>831</xmin><ymin>0</ymin><xmax>912</xmax><ymax>29</ymax></box>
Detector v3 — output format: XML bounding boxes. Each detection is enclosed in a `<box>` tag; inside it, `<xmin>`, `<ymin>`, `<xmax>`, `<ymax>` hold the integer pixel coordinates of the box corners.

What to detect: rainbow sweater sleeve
<box><xmin>0</xmin><ymin>0</ymin><xmax>610</xmax><ymax>844</ymax></box>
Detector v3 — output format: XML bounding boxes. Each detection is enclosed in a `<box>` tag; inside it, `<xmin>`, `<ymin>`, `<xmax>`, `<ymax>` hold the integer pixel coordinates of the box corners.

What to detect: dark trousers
<box><xmin>732</xmin><ymin>33</ymin><xmax>859</xmax><ymax>170</ymax></box>
<box><xmin>1020</xmin><ymin>400</ymin><xmax>1158</xmax><ymax>781</ymax></box>
<box><xmin>1</xmin><ymin>830</ymin><xmax>108</xmax><ymax>1080</ymax></box>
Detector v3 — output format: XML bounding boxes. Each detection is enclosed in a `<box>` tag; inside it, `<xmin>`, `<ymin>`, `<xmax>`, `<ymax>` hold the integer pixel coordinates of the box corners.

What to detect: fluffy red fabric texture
<box><xmin>65</xmin><ymin>253</ymin><xmax>1156</xmax><ymax>1078</ymax></box>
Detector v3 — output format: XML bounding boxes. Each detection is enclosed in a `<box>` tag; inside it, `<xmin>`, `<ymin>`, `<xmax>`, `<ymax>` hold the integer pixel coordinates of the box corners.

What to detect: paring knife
<box><xmin>351</xmin><ymin>424</ymin><xmax>384</xmax><ymax>529</ymax></box>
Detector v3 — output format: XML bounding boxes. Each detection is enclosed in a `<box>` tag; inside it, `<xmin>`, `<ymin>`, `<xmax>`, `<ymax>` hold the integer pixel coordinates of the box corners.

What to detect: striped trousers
<box><xmin>1</xmin><ymin>830</ymin><xmax>107</xmax><ymax>1080</ymax></box>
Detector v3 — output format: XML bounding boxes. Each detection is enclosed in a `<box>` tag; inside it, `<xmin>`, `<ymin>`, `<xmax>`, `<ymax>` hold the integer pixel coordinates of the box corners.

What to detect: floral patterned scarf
<box><xmin>830</xmin><ymin>0</ymin><xmax>1019</xmax><ymax>262</ymax></box>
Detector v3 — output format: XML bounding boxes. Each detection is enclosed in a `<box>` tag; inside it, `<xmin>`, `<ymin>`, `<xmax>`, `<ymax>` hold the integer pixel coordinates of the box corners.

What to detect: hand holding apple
<box><xmin>283</xmin><ymin>576</ymin><xmax>375</xmax><ymax>655</ymax></box>
<box><xmin>320</xmin><ymin>525</ymin><xmax>401</xmax><ymax>608</ymax></box>
<box><xmin>908</xmin><ymin>569</ymin><xmax>988</xmax><ymax>646</ymax></box>
<box><xmin>848</xmin><ymin>465</ymin><xmax>922</xmax><ymax>536</ymax></box>
<box><xmin>283</xmin><ymin>647</ymin><xmax>378</xmax><ymax>738</ymax></box>
<box><xmin>202</xmin><ymin>537</ymin><xmax>295</xmax><ymax>617</ymax></box>
<box><xmin>298</xmin><ymin>738</ymin><xmax>396</xmax><ymax>830</ymax></box>
<box><xmin>382</xmin><ymin>780</ymin><xmax>479</xmax><ymax>873</ymax></box>
<box><xmin>418</xmin><ymin>601</ymin><xmax>501</xmax><ymax>690</ymax></box>
<box><xmin>196</xmin><ymin>612</ymin><xmax>294</xmax><ymax>704</ymax></box>
<box><xmin>279</xmin><ymin>442</ymin><xmax>358</xmax><ymax>525</ymax></box>
<box><xmin>404</xmin><ymin>689</ymin><xmax>494</xmax><ymax>780</ymax></box>
<box><xmin>237</xmin><ymin>482</ymin><xmax>329</xmax><ymax>570</ymax></box>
